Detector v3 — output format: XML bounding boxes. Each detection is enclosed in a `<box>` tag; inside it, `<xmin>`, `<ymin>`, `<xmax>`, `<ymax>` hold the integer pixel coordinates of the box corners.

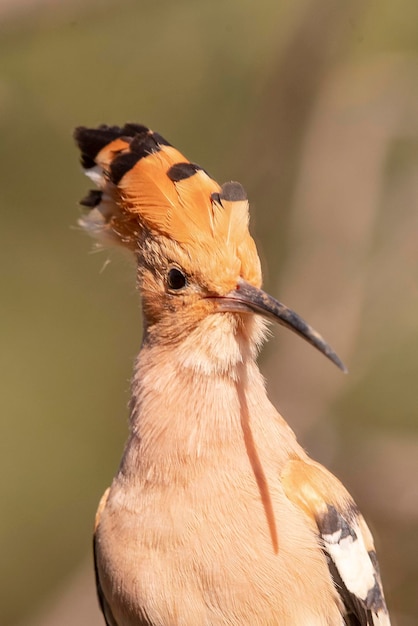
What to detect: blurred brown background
<box><xmin>1</xmin><ymin>1</ymin><xmax>417</xmax><ymax>625</ymax></box>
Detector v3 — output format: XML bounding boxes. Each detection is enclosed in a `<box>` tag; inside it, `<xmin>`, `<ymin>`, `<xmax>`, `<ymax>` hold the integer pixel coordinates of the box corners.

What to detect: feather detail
<box><xmin>282</xmin><ymin>458</ymin><xmax>391</xmax><ymax>626</ymax></box>
<box><xmin>208</xmin><ymin>181</ymin><xmax>261</xmax><ymax>287</ymax></box>
<box><xmin>74</xmin><ymin>123</ymin><xmax>262</xmax><ymax>286</ymax></box>
<box><xmin>119</xmin><ymin>150</ymin><xmax>221</xmax><ymax>244</ymax></box>
<box><xmin>217</xmin><ymin>181</ymin><xmax>249</xmax><ymax>247</ymax></box>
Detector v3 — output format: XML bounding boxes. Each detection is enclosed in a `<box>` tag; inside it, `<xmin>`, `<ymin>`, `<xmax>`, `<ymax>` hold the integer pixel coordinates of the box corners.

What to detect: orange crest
<box><xmin>74</xmin><ymin>123</ymin><xmax>261</xmax><ymax>287</ymax></box>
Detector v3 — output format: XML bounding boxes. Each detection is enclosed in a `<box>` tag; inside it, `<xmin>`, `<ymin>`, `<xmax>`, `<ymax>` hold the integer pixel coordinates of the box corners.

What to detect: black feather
<box><xmin>80</xmin><ymin>189</ymin><xmax>103</xmax><ymax>208</ymax></box>
<box><xmin>220</xmin><ymin>181</ymin><xmax>247</xmax><ymax>202</ymax></box>
<box><xmin>167</xmin><ymin>162</ymin><xmax>202</xmax><ymax>182</ymax></box>
<box><xmin>74</xmin><ymin>125</ymin><xmax>124</xmax><ymax>167</ymax></box>
<box><xmin>109</xmin><ymin>151</ymin><xmax>144</xmax><ymax>185</ymax></box>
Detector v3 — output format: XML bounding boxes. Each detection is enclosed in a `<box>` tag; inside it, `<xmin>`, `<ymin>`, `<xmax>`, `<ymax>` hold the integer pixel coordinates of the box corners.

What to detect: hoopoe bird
<box><xmin>74</xmin><ymin>123</ymin><xmax>391</xmax><ymax>626</ymax></box>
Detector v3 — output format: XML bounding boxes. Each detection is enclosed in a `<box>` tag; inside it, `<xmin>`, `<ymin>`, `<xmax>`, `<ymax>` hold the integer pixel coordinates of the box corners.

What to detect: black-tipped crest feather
<box><xmin>74</xmin><ymin>125</ymin><xmax>125</xmax><ymax>166</ymax></box>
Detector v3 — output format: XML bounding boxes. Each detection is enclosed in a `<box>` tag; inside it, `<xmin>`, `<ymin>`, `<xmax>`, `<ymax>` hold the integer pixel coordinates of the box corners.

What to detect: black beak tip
<box><xmin>331</xmin><ymin>354</ymin><xmax>348</xmax><ymax>374</ymax></box>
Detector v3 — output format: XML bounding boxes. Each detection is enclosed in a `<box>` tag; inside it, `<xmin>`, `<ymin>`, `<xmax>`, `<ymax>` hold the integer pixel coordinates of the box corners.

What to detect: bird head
<box><xmin>74</xmin><ymin>124</ymin><xmax>345</xmax><ymax>371</ymax></box>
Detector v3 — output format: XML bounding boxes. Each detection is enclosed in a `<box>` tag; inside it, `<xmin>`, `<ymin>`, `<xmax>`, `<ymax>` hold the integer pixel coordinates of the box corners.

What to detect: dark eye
<box><xmin>167</xmin><ymin>267</ymin><xmax>187</xmax><ymax>291</ymax></box>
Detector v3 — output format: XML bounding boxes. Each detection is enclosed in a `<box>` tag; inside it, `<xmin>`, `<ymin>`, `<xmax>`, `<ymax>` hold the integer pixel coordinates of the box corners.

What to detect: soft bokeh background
<box><xmin>1</xmin><ymin>1</ymin><xmax>417</xmax><ymax>624</ymax></box>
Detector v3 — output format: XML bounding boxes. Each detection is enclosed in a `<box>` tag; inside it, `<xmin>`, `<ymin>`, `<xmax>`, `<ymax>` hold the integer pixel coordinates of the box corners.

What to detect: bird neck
<box><xmin>118</xmin><ymin>314</ymin><xmax>272</xmax><ymax>483</ymax></box>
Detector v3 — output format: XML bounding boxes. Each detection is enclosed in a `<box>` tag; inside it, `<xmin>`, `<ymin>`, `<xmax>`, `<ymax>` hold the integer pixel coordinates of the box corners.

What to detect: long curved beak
<box><xmin>214</xmin><ymin>278</ymin><xmax>347</xmax><ymax>372</ymax></box>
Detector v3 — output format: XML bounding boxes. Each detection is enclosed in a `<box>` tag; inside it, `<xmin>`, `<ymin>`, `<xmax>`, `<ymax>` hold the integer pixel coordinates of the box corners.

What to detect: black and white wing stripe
<box><xmin>282</xmin><ymin>458</ymin><xmax>391</xmax><ymax>626</ymax></box>
<box><xmin>318</xmin><ymin>504</ymin><xmax>390</xmax><ymax>625</ymax></box>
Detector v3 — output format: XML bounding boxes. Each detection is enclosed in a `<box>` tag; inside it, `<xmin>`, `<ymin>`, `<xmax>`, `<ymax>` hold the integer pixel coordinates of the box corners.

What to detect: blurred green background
<box><xmin>1</xmin><ymin>1</ymin><xmax>417</xmax><ymax>624</ymax></box>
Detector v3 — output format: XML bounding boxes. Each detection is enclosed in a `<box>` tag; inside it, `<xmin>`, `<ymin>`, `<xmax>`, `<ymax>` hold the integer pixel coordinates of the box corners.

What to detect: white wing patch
<box><xmin>318</xmin><ymin>504</ymin><xmax>390</xmax><ymax>625</ymax></box>
<box><xmin>322</xmin><ymin>512</ymin><xmax>375</xmax><ymax>602</ymax></box>
<box><xmin>281</xmin><ymin>458</ymin><xmax>391</xmax><ymax>625</ymax></box>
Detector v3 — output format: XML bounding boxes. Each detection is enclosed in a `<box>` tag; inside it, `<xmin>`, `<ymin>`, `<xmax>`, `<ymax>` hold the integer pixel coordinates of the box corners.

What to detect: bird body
<box><xmin>96</xmin><ymin>341</ymin><xmax>341</xmax><ymax>626</ymax></box>
<box><xmin>74</xmin><ymin>124</ymin><xmax>391</xmax><ymax>626</ymax></box>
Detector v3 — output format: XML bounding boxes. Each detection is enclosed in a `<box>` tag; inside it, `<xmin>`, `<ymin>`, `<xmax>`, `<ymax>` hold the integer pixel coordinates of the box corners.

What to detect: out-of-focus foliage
<box><xmin>1</xmin><ymin>1</ymin><xmax>417</xmax><ymax>625</ymax></box>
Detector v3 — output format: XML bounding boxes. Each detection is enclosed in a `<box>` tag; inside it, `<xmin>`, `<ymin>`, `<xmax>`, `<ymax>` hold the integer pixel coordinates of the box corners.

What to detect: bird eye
<box><xmin>167</xmin><ymin>267</ymin><xmax>187</xmax><ymax>291</ymax></box>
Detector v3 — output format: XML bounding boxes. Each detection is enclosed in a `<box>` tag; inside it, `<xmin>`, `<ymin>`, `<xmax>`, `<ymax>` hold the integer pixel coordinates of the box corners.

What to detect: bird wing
<box><xmin>93</xmin><ymin>488</ymin><xmax>119</xmax><ymax>626</ymax></box>
<box><xmin>281</xmin><ymin>458</ymin><xmax>391</xmax><ymax>626</ymax></box>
